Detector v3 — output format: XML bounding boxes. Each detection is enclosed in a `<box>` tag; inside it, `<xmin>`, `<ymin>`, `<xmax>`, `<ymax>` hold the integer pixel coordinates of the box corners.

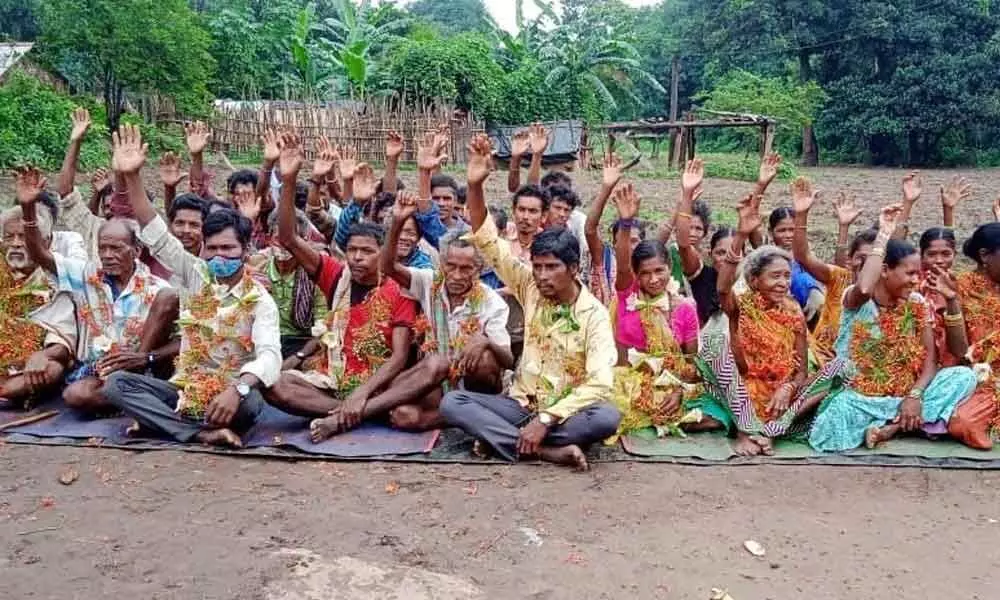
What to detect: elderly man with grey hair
<box><xmin>15</xmin><ymin>166</ymin><xmax>179</xmax><ymax>416</ymax></box>
<box><xmin>0</xmin><ymin>190</ymin><xmax>80</xmax><ymax>408</ymax></box>
<box><xmin>331</xmin><ymin>191</ymin><xmax>515</xmax><ymax>434</ymax></box>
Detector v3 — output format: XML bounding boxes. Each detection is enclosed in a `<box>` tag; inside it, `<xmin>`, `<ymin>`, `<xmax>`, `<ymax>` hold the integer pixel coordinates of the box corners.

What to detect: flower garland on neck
<box><xmin>956</xmin><ymin>270</ymin><xmax>1000</xmax><ymax>431</ymax></box>
<box><xmin>174</xmin><ymin>270</ymin><xmax>260</xmax><ymax>419</ymax></box>
<box><xmin>737</xmin><ymin>291</ymin><xmax>804</xmax><ymax>413</ymax></box>
<box><xmin>0</xmin><ymin>260</ymin><xmax>50</xmax><ymax>373</ymax></box>
<box><xmin>81</xmin><ymin>268</ymin><xmax>158</xmax><ymax>358</ymax></box>
<box><xmin>413</xmin><ymin>274</ymin><xmax>487</xmax><ymax>383</ymax></box>
<box><xmin>849</xmin><ymin>296</ymin><xmax>927</xmax><ymax>397</ymax></box>
<box><xmin>524</xmin><ymin>297</ymin><xmax>588</xmax><ymax>412</ymax></box>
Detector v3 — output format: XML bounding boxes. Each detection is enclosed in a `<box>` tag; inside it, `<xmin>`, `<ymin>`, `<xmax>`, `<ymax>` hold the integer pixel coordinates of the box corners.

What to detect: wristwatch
<box><xmin>538</xmin><ymin>412</ymin><xmax>555</xmax><ymax>426</ymax></box>
<box><xmin>295</xmin><ymin>351</ymin><xmax>307</xmax><ymax>361</ymax></box>
<box><xmin>235</xmin><ymin>383</ymin><xmax>252</xmax><ymax>399</ymax></box>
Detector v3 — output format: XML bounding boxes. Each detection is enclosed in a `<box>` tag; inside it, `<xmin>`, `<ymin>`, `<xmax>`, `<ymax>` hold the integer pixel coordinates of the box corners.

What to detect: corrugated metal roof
<box><xmin>0</xmin><ymin>43</ymin><xmax>35</xmax><ymax>78</ymax></box>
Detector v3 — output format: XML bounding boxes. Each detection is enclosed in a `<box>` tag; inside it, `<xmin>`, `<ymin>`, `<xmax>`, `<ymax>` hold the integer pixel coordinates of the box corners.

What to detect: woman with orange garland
<box><xmin>809</xmin><ymin>205</ymin><xmax>978</xmax><ymax>452</ymax></box>
<box><xmin>705</xmin><ymin>193</ymin><xmax>840</xmax><ymax>457</ymax></box>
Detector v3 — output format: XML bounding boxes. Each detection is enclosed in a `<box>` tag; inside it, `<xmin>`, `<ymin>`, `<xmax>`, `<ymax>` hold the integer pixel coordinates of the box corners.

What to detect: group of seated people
<box><xmin>3</xmin><ymin>108</ymin><xmax>1000</xmax><ymax>470</ymax></box>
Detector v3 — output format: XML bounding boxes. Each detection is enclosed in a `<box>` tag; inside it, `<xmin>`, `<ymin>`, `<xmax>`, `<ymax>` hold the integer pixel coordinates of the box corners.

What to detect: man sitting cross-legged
<box><xmin>0</xmin><ymin>198</ymin><xmax>78</xmax><ymax>408</ymax></box>
<box><xmin>16</xmin><ymin>166</ymin><xmax>178</xmax><ymax>416</ymax></box>
<box><xmin>264</xmin><ymin>132</ymin><xmax>417</xmax><ymax>443</ymax></box>
<box><xmin>356</xmin><ymin>191</ymin><xmax>514</xmax><ymax>433</ymax></box>
<box><xmin>102</xmin><ymin>124</ymin><xmax>283</xmax><ymax>448</ymax></box>
<box><xmin>438</xmin><ymin>135</ymin><xmax>621</xmax><ymax>471</ymax></box>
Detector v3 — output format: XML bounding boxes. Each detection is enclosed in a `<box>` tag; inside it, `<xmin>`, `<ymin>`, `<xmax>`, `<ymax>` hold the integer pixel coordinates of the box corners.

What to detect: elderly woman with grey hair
<box><xmin>701</xmin><ymin>194</ymin><xmax>841</xmax><ymax>457</ymax></box>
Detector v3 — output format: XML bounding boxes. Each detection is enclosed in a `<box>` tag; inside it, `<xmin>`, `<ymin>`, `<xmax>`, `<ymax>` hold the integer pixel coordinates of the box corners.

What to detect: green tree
<box><xmin>407</xmin><ymin>0</ymin><xmax>491</xmax><ymax>35</ymax></box>
<box><xmin>318</xmin><ymin>0</ymin><xmax>411</xmax><ymax>97</ymax></box>
<box><xmin>37</xmin><ymin>0</ymin><xmax>214</xmax><ymax>131</ymax></box>
<box><xmin>0</xmin><ymin>0</ymin><xmax>40</xmax><ymax>41</ymax></box>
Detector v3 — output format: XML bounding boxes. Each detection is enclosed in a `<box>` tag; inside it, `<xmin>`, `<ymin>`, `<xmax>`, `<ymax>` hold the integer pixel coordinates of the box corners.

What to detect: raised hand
<box><xmin>466</xmin><ymin>133</ymin><xmax>494</xmax><ymax>186</ymax></box>
<box><xmin>993</xmin><ymin>195</ymin><xmax>1000</xmax><ymax>221</ymax></box>
<box><xmin>432</xmin><ymin>122</ymin><xmax>451</xmax><ymax>156</ymax></box>
<box><xmin>758</xmin><ymin>153</ymin><xmax>782</xmax><ymax>187</ymax></box>
<box><xmin>681</xmin><ymin>158</ymin><xmax>704</xmax><ymax>195</ymax></box>
<box><xmin>111</xmin><ymin>124</ymin><xmax>148</xmax><ymax>175</ymax></box>
<box><xmin>234</xmin><ymin>188</ymin><xmax>262</xmax><ymax>223</ymax></box>
<box><xmin>15</xmin><ymin>167</ymin><xmax>47</xmax><ymax>206</ymax></box>
<box><xmin>940</xmin><ymin>176</ymin><xmax>971</xmax><ymax>209</ymax></box>
<box><xmin>832</xmin><ymin>191</ymin><xmax>862</xmax><ymax>227</ymax></box>
<box><xmin>338</xmin><ymin>145</ymin><xmax>359</xmax><ymax>180</ymax></box>
<box><xmin>603</xmin><ymin>152</ymin><xmax>624</xmax><ymax>188</ymax></box>
<box><xmin>158</xmin><ymin>152</ymin><xmax>187</xmax><ymax>188</ymax></box>
<box><xmin>353</xmin><ymin>163</ymin><xmax>377</xmax><ymax>202</ymax></box>
<box><xmin>736</xmin><ymin>193</ymin><xmax>762</xmax><ymax>235</ymax></box>
<box><xmin>70</xmin><ymin>107</ymin><xmax>92</xmax><ymax>143</ymax></box>
<box><xmin>528</xmin><ymin>122</ymin><xmax>549</xmax><ymax>155</ymax></box>
<box><xmin>90</xmin><ymin>167</ymin><xmax>111</xmax><ymax>192</ymax></box>
<box><xmin>394</xmin><ymin>191</ymin><xmax>418</xmax><ymax>222</ymax></box>
<box><xmin>612</xmin><ymin>182</ymin><xmax>640</xmax><ymax>220</ymax></box>
<box><xmin>417</xmin><ymin>131</ymin><xmax>448</xmax><ymax>171</ymax></box>
<box><xmin>511</xmin><ymin>129</ymin><xmax>530</xmax><ymax>157</ymax></box>
<box><xmin>385</xmin><ymin>130</ymin><xmax>404</xmax><ymax>161</ymax></box>
<box><xmin>278</xmin><ymin>131</ymin><xmax>303</xmax><ymax>179</ymax></box>
<box><xmin>184</xmin><ymin>121</ymin><xmax>211</xmax><ymax>155</ymax></box>
<box><xmin>878</xmin><ymin>203</ymin><xmax>905</xmax><ymax>234</ymax></box>
<box><xmin>901</xmin><ymin>171</ymin><xmax>922</xmax><ymax>205</ymax></box>
<box><xmin>261</xmin><ymin>128</ymin><xmax>281</xmax><ymax>165</ymax></box>
<box><xmin>312</xmin><ymin>136</ymin><xmax>338</xmax><ymax>180</ymax></box>
<box><xmin>790</xmin><ymin>176</ymin><xmax>818</xmax><ymax>213</ymax></box>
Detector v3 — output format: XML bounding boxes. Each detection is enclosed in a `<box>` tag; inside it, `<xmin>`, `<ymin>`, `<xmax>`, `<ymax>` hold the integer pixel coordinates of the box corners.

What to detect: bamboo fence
<box><xmin>210</xmin><ymin>96</ymin><xmax>484</xmax><ymax>165</ymax></box>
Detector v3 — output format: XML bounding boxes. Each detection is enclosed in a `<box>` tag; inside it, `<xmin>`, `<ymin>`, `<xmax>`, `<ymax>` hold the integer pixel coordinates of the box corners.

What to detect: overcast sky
<box><xmin>486</xmin><ymin>0</ymin><xmax>661</xmax><ymax>32</ymax></box>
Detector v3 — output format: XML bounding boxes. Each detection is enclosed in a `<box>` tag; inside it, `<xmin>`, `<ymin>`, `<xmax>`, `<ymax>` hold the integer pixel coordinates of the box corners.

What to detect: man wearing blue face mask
<box><xmin>102</xmin><ymin>124</ymin><xmax>282</xmax><ymax>448</ymax></box>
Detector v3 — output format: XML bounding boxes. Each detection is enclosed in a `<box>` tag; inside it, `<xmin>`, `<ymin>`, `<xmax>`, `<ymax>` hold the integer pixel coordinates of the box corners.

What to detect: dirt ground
<box><xmin>2</xmin><ymin>444</ymin><xmax>999</xmax><ymax>599</ymax></box>
<box><xmin>3</xmin><ymin>162</ymin><xmax>1000</xmax><ymax>598</ymax></box>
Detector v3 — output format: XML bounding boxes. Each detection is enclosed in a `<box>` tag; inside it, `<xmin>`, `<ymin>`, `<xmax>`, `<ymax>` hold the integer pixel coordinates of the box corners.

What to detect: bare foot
<box><xmin>309</xmin><ymin>415</ymin><xmax>343</xmax><ymax>443</ymax></box>
<box><xmin>537</xmin><ymin>444</ymin><xmax>589</xmax><ymax>471</ymax></box>
<box><xmin>864</xmin><ymin>423</ymin><xmax>900</xmax><ymax>449</ymax></box>
<box><xmin>195</xmin><ymin>428</ymin><xmax>243</xmax><ymax>448</ymax></box>
<box><xmin>750</xmin><ymin>435</ymin><xmax>775</xmax><ymax>456</ymax></box>
<box><xmin>733</xmin><ymin>432</ymin><xmax>763</xmax><ymax>456</ymax></box>
<box><xmin>471</xmin><ymin>439</ymin><xmax>491</xmax><ymax>459</ymax></box>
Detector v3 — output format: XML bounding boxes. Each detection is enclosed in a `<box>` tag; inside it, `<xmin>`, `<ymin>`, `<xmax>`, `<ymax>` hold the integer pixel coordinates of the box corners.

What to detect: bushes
<box><xmin>0</xmin><ymin>72</ymin><xmax>108</xmax><ymax>170</ymax></box>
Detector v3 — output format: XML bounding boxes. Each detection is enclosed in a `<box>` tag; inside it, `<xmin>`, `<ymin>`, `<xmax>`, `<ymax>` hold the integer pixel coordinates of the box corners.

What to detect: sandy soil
<box><xmin>2</xmin><ymin>444</ymin><xmax>999</xmax><ymax>599</ymax></box>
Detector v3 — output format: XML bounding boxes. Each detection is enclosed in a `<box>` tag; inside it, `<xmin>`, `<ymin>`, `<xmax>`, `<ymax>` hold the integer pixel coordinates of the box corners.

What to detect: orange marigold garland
<box><xmin>737</xmin><ymin>291</ymin><xmax>803</xmax><ymax>419</ymax></box>
<box><xmin>848</xmin><ymin>297</ymin><xmax>927</xmax><ymax>397</ymax></box>
<box><xmin>0</xmin><ymin>262</ymin><xmax>49</xmax><ymax>373</ymax></box>
<box><xmin>956</xmin><ymin>271</ymin><xmax>1000</xmax><ymax>432</ymax></box>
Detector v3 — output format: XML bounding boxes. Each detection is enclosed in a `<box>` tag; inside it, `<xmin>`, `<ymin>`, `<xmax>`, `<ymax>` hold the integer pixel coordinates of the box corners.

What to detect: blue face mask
<box><xmin>206</xmin><ymin>255</ymin><xmax>244</xmax><ymax>279</ymax></box>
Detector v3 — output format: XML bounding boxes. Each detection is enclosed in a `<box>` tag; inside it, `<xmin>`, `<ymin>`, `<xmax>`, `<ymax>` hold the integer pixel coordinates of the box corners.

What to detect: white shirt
<box><xmin>52</xmin><ymin>231</ymin><xmax>89</xmax><ymax>262</ymax></box>
<box><xmin>406</xmin><ymin>267</ymin><xmax>511</xmax><ymax>350</ymax></box>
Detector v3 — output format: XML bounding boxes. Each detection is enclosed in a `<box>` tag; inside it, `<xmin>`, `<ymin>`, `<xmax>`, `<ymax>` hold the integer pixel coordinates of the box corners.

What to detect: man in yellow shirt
<box><xmin>439</xmin><ymin>135</ymin><xmax>620</xmax><ymax>471</ymax></box>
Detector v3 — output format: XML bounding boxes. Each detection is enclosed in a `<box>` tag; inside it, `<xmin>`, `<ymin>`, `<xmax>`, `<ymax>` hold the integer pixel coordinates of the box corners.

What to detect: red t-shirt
<box><xmin>341</xmin><ymin>277</ymin><xmax>416</xmax><ymax>377</ymax></box>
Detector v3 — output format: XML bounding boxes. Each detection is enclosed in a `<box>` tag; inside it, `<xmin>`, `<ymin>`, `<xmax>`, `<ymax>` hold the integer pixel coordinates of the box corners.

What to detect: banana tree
<box><xmin>319</xmin><ymin>0</ymin><xmax>410</xmax><ymax>97</ymax></box>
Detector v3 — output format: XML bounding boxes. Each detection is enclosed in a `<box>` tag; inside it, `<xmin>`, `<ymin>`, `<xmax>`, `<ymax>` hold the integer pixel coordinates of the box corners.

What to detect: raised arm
<box><xmin>718</xmin><ymin>194</ymin><xmax>761</xmax><ymax>318</ymax></box>
<box><xmin>526</xmin><ymin>122</ymin><xmax>548</xmax><ymax>186</ymax></box>
<box><xmin>381</xmin><ymin>192</ymin><xmax>419</xmax><ymax>290</ymax></box>
<box><xmin>338</xmin><ymin>145</ymin><xmax>358</xmax><ymax>203</ymax></box>
<box><xmin>895</xmin><ymin>172</ymin><xmax>921</xmax><ymax>240</ymax></box>
<box><xmin>383</xmin><ymin>130</ymin><xmax>403</xmax><ymax>195</ymax></box>
<box><xmin>748</xmin><ymin>153</ymin><xmax>781</xmax><ymax>248</ymax></box>
<box><xmin>844</xmin><ymin>204</ymin><xmax>901</xmax><ymax>310</ymax></box>
<box><xmin>333</xmin><ymin>161</ymin><xmax>375</xmax><ymax>252</ymax></box>
<box><xmin>675</xmin><ymin>158</ymin><xmax>705</xmax><ymax>277</ymax></box>
<box><xmin>414</xmin><ymin>131</ymin><xmax>449</xmax><ymax>248</ymax></box>
<box><xmin>585</xmin><ymin>153</ymin><xmax>623</xmax><ymax>268</ymax></box>
<box><xmin>832</xmin><ymin>191</ymin><xmax>862</xmax><ymax>268</ymax></box>
<box><xmin>15</xmin><ymin>167</ymin><xmax>56</xmax><ymax>274</ymax></box>
<box><xmin>277</xmin><ymin>132</ymin><xmax>322</xmax><ymax>276</ymax></box>
<box><xmin>258</xmin><ymin>128</ymin><xmax>281</xmax><ymax>206</ymax></box>
<box><xmin>57</xmin><ymin>108</ymin><xmax>91</xmax><ymax>198</ymax></box>
<box><xmin>466</xmin><ymin>134</ymin><xmax>494</xmax><ymax>232</ymax></box>
<box><xmin>940</xmin><ymin>176</ymin><xmax>970</xmax><ymax>229</ymax></box>
<box><xmin>507</xmin><ymin>129</ymin><xmax>529</xmax><ymax>193</ymax></box>
<box><xmin>184</xmin><ymin>121</ymin><xmax>211</xmax><ymax>198</ymax></box>
<box><xmin>88</xmin><ymin>168</ymin><xmax>110</xmax><ymax>216</ymax></box>
<box><xmin>157</xmin><ymin>152</ymin><xmax>187</xmax><ymax>215</ymax></box>
<box><xmin>612</xmin><ymin>183</ymin><xmax>640</xmax><ymax>292</ymax></box>
<box><xmin>927</xmin><ymin>265</ymin><xmax>969</xmax><ymax>362</ymax></box>
<box><xmin>790</xmin><ymin>176</ymin><xmax>833</xmax><ymax>284</ymax></box>
<box><xmin>305</xmin><ymin>137</ymin><xmax>338</xmax><ymax>242</ymax></box>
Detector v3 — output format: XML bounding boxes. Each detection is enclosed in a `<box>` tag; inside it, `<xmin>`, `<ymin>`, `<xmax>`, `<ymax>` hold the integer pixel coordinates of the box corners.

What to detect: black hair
<box><xmin>540</xmin><ymin>171</ymin><xmax>572</xmax><ymax>190</ymax></box>
<box><xmin>101</xmin><ymin>217</ymin><xmax>140</xmax><ymax>248</ymax></box>
<box><xmin>370</xmin><ymin>192</ymin><xmax>396</xmax><ymax>222</ymax></box>
<box><xmin>226</xmin><ymin>169</ymin><xmax>258</xmax><ymax>195</ymax></box>
<box><xmin>168</xmin><ymin>193</ymin><xmax>207</xmax><ymax>222</ymax></box>
<box><xmin>206</xmin><ymin>199</ymin><xmax>232</xmax><ymax>214</ymax></box>
<box><xmin>489</xmin><ymin>204</ymin><xmax>508</xmax><ymax>231</ymax></box>
<box><xmin>512</xmin><ymin>184</ymin><xmax>550</xmax><ymax>211</ymax></box>
<box><xmin>375</xmin><ymin>177</ymin><xmax>405</xmax><ymax>195</ymax></box>
<box><xmin>885</xmin><ymin>239</ymin><xmax>918</xmax><ymax>269</ymax></box>
<box><xmin>611</xmin><ymin>220</ymin><xmax>648</xmax><ymax>241</ymax></box>
<box><xmin>963</xmin><ymin>223</ymin><xmax>1000</xmax><ymax>266</ymax></box>
<box><xmin>548</xmin><ymin>185</ymin><xmax>580</xmax><ymax>209</ymax></box>
<box><xmin>295</xmin><ymin>183</ymin><xmax>308</xmax><ymax>210</ymax></box>
<box><xmin>710</xmin><ymin>227</ymin><xmax>735</xmax><ymax>251</ymax></box>
<box><xmin>692</xmin><ymin>199</ymin><xmax>711</xmax><ymax>231</ymax></box>
<box><xmin>456</xmin><ymin>185</ymin><xmax>467</xmax><ymax>205</ymax></box>
<box><xmin>202</xmin><ymin>208</ymin><xmax>252</xmax><ymax>247</ymax></box>
<box><xmin>430</xmin><ymin>173</ymin><xmax>459</xmax><ymax>196</ymax></box>
<box><xmin>919</xmin><ymin>227</ymin><xmax>956</xmax><ymax>253</ymax></box>
<box><xmin>38</xmin><ymin>191</ymin><xmax>58</xmax><ymax>221</ymax></box>
<box><xmin>768</xmin><ymin>207</ymin><xmax>795</xmax><ymax>230</ymax></box>
<box><xmin>849</xmin><ymin>228</ymin><xmax>878</xmax><ymax>257</ymax></box>
<box><xmin>529</xmin><ymin>226</ymin><xmax>579</xmax><ymax>267</ymax></box>
<box><xmin>630</xmin><ymin>239</ymin><xmax>670</xmax><ymax>273</ymax></box>
<box><xmin>347</xmin><ymin>222</ymin><xmax>385</xmax><ymax>247</ymax></box>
